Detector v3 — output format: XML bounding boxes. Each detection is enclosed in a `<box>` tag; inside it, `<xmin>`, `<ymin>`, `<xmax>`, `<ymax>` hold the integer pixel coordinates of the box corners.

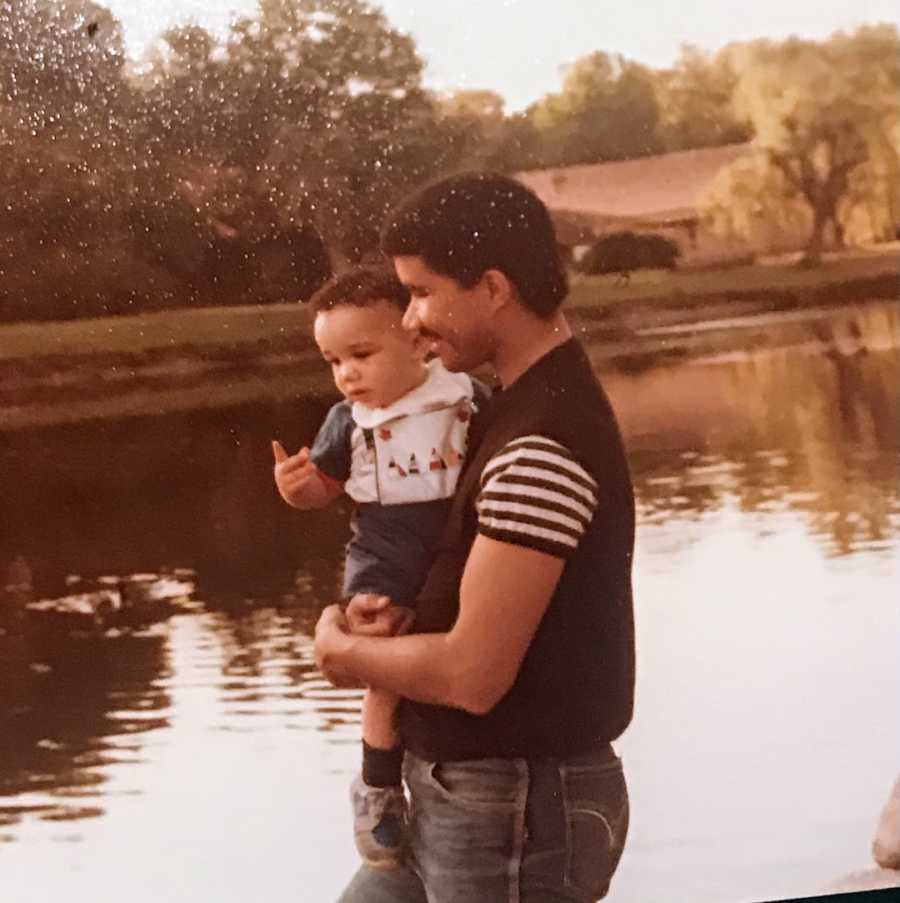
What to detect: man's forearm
<box><xmin>315</xmin><ymin>536</ymin><xmax>566</xmax><ymax>716</ymax></box>
<box><xmin>321</xmin><ymin>630</ymin><xmax>469</xmax><ymax>710</ymax></box>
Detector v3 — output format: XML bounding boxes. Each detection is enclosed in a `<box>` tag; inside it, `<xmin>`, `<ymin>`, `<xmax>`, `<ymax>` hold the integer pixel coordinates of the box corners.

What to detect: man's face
<box><xmin>313</xmin><ymin>300</ymin><xmax>426</xmax><ymax>409</ymax></box>
<box><xmin>393</xmin><ymin>256</ymin><xmax>494</xmax><ymax>373</ymax></box>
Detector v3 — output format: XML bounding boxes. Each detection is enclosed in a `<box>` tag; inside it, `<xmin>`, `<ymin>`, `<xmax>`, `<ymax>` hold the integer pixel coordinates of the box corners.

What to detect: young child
<box><xmin>272</xmin><ymin>265</ymin><xmax>486</xmax><ymax>869</ymax></box>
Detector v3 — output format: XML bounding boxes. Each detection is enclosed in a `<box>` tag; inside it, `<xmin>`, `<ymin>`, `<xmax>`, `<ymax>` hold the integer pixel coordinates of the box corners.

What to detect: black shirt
<box><xmin>398</xmin><ymin>338</ymin><xmax>636</xmax><ymax>760</ymax></box>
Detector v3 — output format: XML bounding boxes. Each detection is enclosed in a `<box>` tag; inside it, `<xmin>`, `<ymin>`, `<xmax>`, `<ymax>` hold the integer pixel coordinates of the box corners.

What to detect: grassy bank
<box><xmin>566</xmin><ymin>244</ymin><xmax>900</xmax><ymax>313</ymax></box>
<box><xmin>2</xmin><ymin>246</ymin><xmax>897</xmax><ymax>431</ymax></box>
<box><xmin>0</xmin><ymin>302</ymin><xmax>313</xmax><ymax>362</ymax></box>
<box><xmin>2</xmin><ymin>245</ymin><xmax>897</xmax><ymax>363</ymax></box>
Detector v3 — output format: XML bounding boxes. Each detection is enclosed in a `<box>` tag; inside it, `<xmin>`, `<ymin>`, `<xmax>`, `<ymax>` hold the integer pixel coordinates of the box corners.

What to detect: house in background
<box><xmin>516</xmin><ymin>143</ymin><xmax>807</xmax><ymax>269</ymax></box>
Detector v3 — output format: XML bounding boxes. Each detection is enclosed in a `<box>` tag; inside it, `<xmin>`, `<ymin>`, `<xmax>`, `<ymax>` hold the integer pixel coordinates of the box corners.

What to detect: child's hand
<box><xmin>272</xmin><ymin>440</ymin><xmax>319</xmax><ymax>508</ymax></box>
<box><xmin>346</xmin><ymin>594</ymin><xmax>415</xmax><ymax>637</ymax></box>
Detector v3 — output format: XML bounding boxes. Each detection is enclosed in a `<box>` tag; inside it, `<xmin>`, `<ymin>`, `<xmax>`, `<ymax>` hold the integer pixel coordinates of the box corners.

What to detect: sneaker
<box><xmin>350</xmin><ymin>774</ymin><xmax>407</xmax><ymax>869</ymax></box>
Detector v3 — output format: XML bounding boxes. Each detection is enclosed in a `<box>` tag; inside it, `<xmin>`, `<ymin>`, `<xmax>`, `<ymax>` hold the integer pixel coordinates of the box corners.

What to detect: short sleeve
<box><xmin>309</xmin><ymin>401</ymin><xmax>354</xmax><ymax>483</ymax></box>
<box><xmin>476</xmin><ymin>435</ymin><xmax>598</xmax><ymax>558</ymax></box>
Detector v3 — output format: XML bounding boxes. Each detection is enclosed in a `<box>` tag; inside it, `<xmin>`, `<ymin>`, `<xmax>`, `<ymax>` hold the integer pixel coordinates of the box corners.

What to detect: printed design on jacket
<box><xmin>343</xmin><ymin>360</ymin><xmax>476</xmax><ymax>506</ymax></box>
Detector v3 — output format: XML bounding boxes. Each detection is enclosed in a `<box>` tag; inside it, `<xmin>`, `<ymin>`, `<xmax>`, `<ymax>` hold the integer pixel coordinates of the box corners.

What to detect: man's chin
<box><xmin>438</xmin><ymin>355</ymin><xmax>464</xmax><ymax>373</ymax></box>
<box><xmin>430</xmin><ymin>342</ymin><xmax>462</xmax><ymax>371</ymax></box>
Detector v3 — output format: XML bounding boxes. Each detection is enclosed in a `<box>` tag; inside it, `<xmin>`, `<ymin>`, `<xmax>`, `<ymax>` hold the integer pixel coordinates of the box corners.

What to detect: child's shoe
<box><xmin>350</xmin><ymin>774</ymin><xmax>407</xmax><ymax>869</ymax></box>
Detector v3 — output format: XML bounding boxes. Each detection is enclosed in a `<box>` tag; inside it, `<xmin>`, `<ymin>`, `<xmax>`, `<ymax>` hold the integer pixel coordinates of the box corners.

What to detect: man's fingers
<box><xmin>319</xmin><ymin>603</ymin><xmax>348</xmax><ymax>631</ymax></box>
<box><xmin>314</xmin><ymin>604</ymin><xmax>360</xmax><ymax>687</ymax></box>
<box><xmin>272</xmin><ymin>440</ymin><xmax>288</xmax><ymax>464</ymax></box>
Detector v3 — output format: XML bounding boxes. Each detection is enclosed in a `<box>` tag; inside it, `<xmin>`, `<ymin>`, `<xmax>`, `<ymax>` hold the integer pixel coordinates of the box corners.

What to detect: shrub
<box><xmin>578</xmin><ymin>231</ymin><xmax>680</xmax><ymax>275</ymax></box>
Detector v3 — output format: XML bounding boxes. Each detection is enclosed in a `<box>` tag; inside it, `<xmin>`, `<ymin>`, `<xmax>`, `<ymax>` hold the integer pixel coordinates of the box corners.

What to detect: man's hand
<box><xmin>314</xmin><ymin>603</ymin><xmax>360</xmax><ymax>687</ymax></box>
<box><xmin>309</xmin><ymin>537</ymin><xmax>564</xmax><ymax>713</ymax></box>
<box><xmin>315</xmin><ymin>597</ymin><xmax>414</xmax><ymax>690</ymax></box>
<box><xmin>272</xmin><ymin>441</ymin><xmax>333</xmax><ymax>509</ymax></box>
<box><xmin>346</xmin><ymin>594</ymin><xmax>415</xmax><ymax>637</ymax></box>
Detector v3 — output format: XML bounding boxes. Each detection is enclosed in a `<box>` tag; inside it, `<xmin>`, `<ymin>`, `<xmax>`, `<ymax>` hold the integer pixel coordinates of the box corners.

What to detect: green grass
<box><xmin>566</xmin><ymin>246</ymin><xmax>900</xmax><ymax>308</ymax></box>
<box><xmin>2</xmin><ymin>246</ymin><xmax>897</xmax><ymax>362</ymax></box>
<box><xmin>0</xmin><ymin>303</ymin><xmax>313</xmax><ymax>361</ymax></box>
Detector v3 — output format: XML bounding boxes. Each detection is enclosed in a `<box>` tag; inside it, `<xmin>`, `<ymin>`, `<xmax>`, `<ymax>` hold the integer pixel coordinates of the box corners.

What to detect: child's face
<box><xmin>314</xmin><ymin>300</ymin><xmax>427</xmax><ymax>409</ymax></box>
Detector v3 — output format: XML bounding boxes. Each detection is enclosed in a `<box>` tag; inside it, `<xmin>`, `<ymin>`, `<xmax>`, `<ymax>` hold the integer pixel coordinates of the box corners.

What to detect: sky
<box><xmin>104</xmin><ymin>0</ymin><xmax>900</xmax><ymax>111</ymax></box>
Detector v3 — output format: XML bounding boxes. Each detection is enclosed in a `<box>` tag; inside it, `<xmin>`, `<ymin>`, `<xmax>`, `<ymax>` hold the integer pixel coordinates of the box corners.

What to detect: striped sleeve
<box><xmin>476</xmin><ymin>435</ymin><xmax>598</xmax><ymax>558</ymax></box>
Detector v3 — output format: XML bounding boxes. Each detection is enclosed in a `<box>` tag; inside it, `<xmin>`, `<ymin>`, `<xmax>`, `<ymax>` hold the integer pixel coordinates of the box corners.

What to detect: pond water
<box><xmin>1</xmin><ymin>300</ymin><xmax>899</xmax><ymax>903</ymax></box>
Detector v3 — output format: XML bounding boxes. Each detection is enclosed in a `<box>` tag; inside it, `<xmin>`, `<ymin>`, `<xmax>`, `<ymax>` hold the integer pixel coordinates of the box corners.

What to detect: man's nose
<box><xmin>402</xmin><ymin>300</ymin><xmax>421</xmax><ymax>332</ymax></box>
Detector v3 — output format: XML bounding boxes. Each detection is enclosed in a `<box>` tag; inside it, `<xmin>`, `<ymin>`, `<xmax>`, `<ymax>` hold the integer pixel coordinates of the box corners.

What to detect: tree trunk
<box><xmin>832</xmin><ymin>217</ymin><xmax>847</xmax><ymax>250</ymax></box>
<box><xmin>802</xmin><ymin>205</ymin><xmax>829</xmax><ymax>267</ymax></box>
<box><xmin>797</xmin><ymin>146</ymin><xmax>858</xmax><ymax>267</ymax></box>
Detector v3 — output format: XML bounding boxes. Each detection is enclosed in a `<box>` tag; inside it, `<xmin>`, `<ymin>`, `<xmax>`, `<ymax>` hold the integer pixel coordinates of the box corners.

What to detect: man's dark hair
<box><xmin>307</xmin><ymin>264</ymin><xmax>410</xmax><ymax>315</ymax></box>
<box><xmin>380</xmin><ymin>171</ymin><xmax>568</xmax><ymax>317</ymax></box>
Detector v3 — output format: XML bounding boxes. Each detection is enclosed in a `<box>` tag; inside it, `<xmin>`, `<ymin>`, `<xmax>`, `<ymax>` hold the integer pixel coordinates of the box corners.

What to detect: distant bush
<box><xmin>578</xmin><ymin>231</ymin><xmax>680</xmax><ymax>275</ymax></box>
<box><xmin>0</xmin><ymin>214</ymin><xmax>333</xmax><ymax>323</ymax></box>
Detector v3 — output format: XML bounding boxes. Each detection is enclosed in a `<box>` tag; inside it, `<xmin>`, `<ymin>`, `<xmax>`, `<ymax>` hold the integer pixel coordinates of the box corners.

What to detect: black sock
<box><xmin>362</xmin><ymin>740</ymin><xmax>403</xmax><ymax>788</ymax></box>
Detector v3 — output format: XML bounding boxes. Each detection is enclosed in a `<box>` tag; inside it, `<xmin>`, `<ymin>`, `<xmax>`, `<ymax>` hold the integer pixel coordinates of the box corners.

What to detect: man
<box><xmin>314</xmin><ymin>171</ymin><xmax>636</xmax><ymax>903</ymax></box>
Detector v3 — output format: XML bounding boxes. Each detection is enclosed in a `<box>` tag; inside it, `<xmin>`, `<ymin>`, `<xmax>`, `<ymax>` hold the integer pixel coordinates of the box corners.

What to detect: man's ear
<box><xmin>480</xmin><ymin>269</ymin><xmax>514</xmax><ymax>313</ymax></box>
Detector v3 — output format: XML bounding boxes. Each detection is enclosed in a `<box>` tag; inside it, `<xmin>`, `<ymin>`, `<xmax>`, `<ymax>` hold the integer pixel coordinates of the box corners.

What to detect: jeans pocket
<box><xmin>426</xmin><ymin>758</ymin><xmax>525</xmax><ymax>813</ymax></box>
<box><xmin>562</xmin><ymin>760</ymin><xmax>629</xmax><ymax>900</ymax></box>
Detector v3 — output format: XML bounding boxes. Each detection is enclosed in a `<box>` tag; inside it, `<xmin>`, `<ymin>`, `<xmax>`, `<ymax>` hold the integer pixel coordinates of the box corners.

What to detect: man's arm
<box><xmin>315</xmin><ymin>533</ymin><xmax>564</xmax><ymax>714</ymax></box>
<box><xmin>316</xmin><ymin>433</ymin><xmax>597</xmax><ymax>713</ymax></box>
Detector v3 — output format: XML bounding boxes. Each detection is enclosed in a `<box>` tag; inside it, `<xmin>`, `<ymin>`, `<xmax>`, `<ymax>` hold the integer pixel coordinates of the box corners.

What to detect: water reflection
<box><xmin>176</xmin><ymin>605</ymin><xmax>361</xmax><ymax>741</ymax></box>
<box><xmin>630</xmin><ymin>445</ymin><xmax>900</xmax><ymax>561</ymax></box>
<box><xmin>0</xmin><ymin>397</ymin><xmax>344</xmax><ymax>592</ymax></box>
<box><xmin>0</xmin><ymin>627</ymin><xmax>170</xmax><ymax>836</ymax></box>
<box><xmin>606</xmin><ymin>300</ymin><xmax>900</xmax><ymax>558</ymax></box>
<box><xmin>0</xmin><ymin>301</ymin><xmax>898</xmax><ymax>901</ymax></box>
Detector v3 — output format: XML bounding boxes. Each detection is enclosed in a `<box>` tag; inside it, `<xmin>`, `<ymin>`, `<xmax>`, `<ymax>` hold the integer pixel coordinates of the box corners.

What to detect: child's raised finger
<box><xmin>275</xmin><ymin>446</ymin><xmax>311</xmax><ymax>476</ymax></box>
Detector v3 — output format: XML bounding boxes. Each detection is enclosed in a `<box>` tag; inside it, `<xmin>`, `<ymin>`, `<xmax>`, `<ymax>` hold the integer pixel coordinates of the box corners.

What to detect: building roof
<box><xmin>516</xmin><ymin>143</ymin><xmax>751</xmax><ymax>225</ymax></box>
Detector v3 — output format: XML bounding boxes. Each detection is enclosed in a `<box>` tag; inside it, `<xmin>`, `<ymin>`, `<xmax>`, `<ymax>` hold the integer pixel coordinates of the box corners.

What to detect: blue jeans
<box><xmin>337</xmin><ymin>744</ymin><xmax>628</xmax><ymax>903</ymax></box>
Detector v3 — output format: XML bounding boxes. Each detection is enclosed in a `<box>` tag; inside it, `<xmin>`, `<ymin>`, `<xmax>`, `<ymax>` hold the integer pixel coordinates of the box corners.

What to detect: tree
<box><xmin>0</xmin><ymin>0</ymin><xmax>147</xmax><ymax>321</ymax></box>
<box><xmin>653</xmin><ymin>44</ymin><xmax>750</xmax><ymax>152</ymax></box>
<box><xmin>432</xmin><ymin>89</ymin><xmax>508</xmax><ymax>171</ymax></box>
<box><xmin>701</xmin><ymin>27</ymin><xmax>900</xmax><ymax>265</ymax></box>
<box><xmin>128</xmin><ymin>160</ymin><xmax>332</xmax><ymax>306</ymax></box>
<box><xmin>136</xmin><ymin>0</ymin><xmax>441</xmax><ymax>263</ymax></box>
<box><xmin>526</xmin><ymin>51</ymin><xmax>662</xmax><ymax>168</ymax></box>
<box><xmin>1</xmin><ymin>6</ymin><xmax>130</xmax><ymax>138</ymax></box>
<box><xmin>2</xmin><ymin>0</ymin><xmax>459</xmax><ymax>320</ymax></box>
<box><xmin>489</xmin><ymin>112</ymin><xmax>545</xmax><ymax>173</ymax></box>
<box><xmin>700</xmin><ymin>152</ymin><xmax>811</xmax><ymax>257</ymax></box>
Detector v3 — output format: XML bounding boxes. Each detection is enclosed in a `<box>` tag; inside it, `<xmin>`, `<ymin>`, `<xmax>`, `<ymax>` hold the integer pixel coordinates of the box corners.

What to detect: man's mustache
<box><xmin>416</xmin><ymin>327</ymin><xmax>441</xmax><ymax>340</ymax></box>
